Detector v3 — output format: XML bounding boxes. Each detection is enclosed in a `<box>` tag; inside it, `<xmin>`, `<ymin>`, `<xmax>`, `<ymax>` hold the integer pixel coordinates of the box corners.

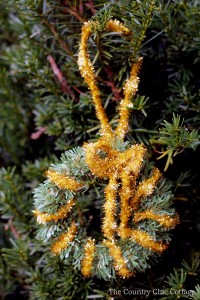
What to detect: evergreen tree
<box><xmin>0</xmin><ymin>1</ymin><xmax>199</xmax><ymax>299</ymax></box>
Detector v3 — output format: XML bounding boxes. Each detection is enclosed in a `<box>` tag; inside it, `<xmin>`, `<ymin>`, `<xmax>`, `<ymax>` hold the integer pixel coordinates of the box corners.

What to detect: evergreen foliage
<box><xmin>0</xmin><ymin>0</ymin><xmax>199</xmax><ymax>299</ymax></box>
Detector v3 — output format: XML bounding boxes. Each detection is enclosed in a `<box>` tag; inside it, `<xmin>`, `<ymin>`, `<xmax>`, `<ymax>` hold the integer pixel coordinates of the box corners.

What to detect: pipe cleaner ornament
<box><xmin>33</xmin><ymin>19</ymin><xmax>179</xmax><ymax>279</ymax></box>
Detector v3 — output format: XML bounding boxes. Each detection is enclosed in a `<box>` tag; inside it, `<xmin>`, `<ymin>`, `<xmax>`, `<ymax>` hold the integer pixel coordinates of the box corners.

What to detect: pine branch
<box><xmin>150</xmin><ymin>114</ymin><xmax>200</xmax><ymax>171</ymax></box>
<box><xmin>41</xmin><ymin>18</ymin><xmax>76</xmax><ymax>59</ymax></box>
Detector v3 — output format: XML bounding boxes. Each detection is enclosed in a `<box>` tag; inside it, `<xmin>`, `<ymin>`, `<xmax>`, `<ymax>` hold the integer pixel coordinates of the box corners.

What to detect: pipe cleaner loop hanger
<box><xmin>78</xmin><ymin>19</ymin><xmax>143</xmax><ymax>141</ymax></box>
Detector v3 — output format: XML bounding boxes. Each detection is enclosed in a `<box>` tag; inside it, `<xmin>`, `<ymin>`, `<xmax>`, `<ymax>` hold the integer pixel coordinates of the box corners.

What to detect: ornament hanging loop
<box><xmin>78</xmin><ymin>19</ymin><xmax>142</xmax><ymax>140</ymax></box>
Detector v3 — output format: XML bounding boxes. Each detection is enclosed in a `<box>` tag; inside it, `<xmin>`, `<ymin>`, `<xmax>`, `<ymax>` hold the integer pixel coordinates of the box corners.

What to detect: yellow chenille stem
<box><xmin>106</xmin><ymin>19</ymin><xmax>131</xmax><ymax>35</ymax></box>
<box><xmin>102</xmin><ymin>176</ymin><xmax>118</xmax><ymax>240</ymax></box>
<box><xmin>115</xmin><ymin>58</ymin><xmax>143</xmax><ymax>139</ymax></box>
<box><xmin>134</xmin><ymin>210</ymin><xmax>179</xmax><ymax>228</ymax></box>
<box><xmin>131</xmin><ymin>229</ymin><xmax>168</xmax><ymax>253</ymax></box>
<box><xmin>51</xmin><ymin>221</ymin><xmax>77</xmax><ymax>255</ymax></box>
<box><xmin>81</xmin><ymin>238</ymin><xmax>96</xmax><ymax>277</ymax></box>
<box><xmin>118</xmin><ymin>171</ymin><xmax>132</xmax><ymax>238</ymax></box>
<box><xmin>103</xmin><ymin>240</ymin><xmax>133</xmax><ymax>278</ymax></box>
<box><xmin>131</xmin><ymin>168</ymin><xmax>161</xmax><ymax>209</ymax></box>
<box><xmin>118</xmin><ymin>144</ymin><xmax>146</xmax><ymax>175</ymax></box>
<box><xmin>83</xmin><ymin>139</ymin><xmax>119</xmax><ymax>178</ymax></box>
<box><xmin>117</xmin><ymin>145</ymin><xmax>146</xmax><ymax>238</ymax></box>
<box><xmin>33</xmin><ymin>198</ymin><xmax>75</xmax><ymax>224</ymax></box>
<box><xmin>46</xmin><ymin>169</ymin><xmax>84</xmax><ymax>191</ymax></box>
<box><xmin>78</xmin><ymin>21</ymin><xmax>112</xmax><ymax>137</ymax></box>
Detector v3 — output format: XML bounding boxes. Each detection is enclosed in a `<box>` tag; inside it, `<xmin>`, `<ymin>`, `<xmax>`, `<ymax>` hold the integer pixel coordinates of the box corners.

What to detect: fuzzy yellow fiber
<box><xmin>83</xmin><ymin>141</ymin><xmax>146</xmax><ymax>240</ymax></box>
<box><xmin>131</xmin><ymin>168</ymin><xmax>161</xmax><ymax>209</ymax></box>
<box><xmin>118</xmin><ymin>172</ymin><xmax>132</xmax><ymax>234</ymax></box>
<box><xmin>118</xmin><ymin>228</ymin><xmax>168</xmax><ymax>253</ymax></box>
<box><xmin>106</xmin><ymin>19</ymin><xmax>131</xmax><ymax>35</ymax></box>
<box><xmin>115</xmin><ymin>57</ymin><xmax>143</xmax><ymax>139</ymax></box>
<box><xmin>83</xmin><ymin>140</ymin><xmax>119</xmax><ymax>178</ymax></box>
<box><xmin>51</xmin><ymin>221</ymin><xmax>77</xmax><ymax>255</ymax></box>
<box><xmin>134</xmin><ymin>210</ymin><xmax>179</xmax><ymax>228</ymax></box>
<box><xmin>103</xmin><ymin>240</ymin><xmax>133</xmax><ymax>278</ymax></box>
<box><xmin>81</xmin><ymin>238</ymin><xmax>96</xmax><ymax>277</ymax></box>
<box><xmin>102</xmin><ymin>176</ymin><xmax>118</xmax><ymax>239</ymax></box>
<box><xmin>46</xmin><ymin>169</ymin><xmax>84</xmax><ymax>191</ymax></box>
<box><xmin>83</xmin><ymin>142</ymin><xmax>146</xmax><ymax>179</ymax></box>
<box><xmin>33</xmin><ymin>198</ymin><xmax>75</xmax><ymax>224</ymax></box>
<box><xmin>78</xmin><ymin>21</ymin><xmax>112</xmax><ymax>137</ymax></box>
<box><xmin>131</xmin><ymin>229</ymin><xmax>168</xmax><ymax>253</ymax></box>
